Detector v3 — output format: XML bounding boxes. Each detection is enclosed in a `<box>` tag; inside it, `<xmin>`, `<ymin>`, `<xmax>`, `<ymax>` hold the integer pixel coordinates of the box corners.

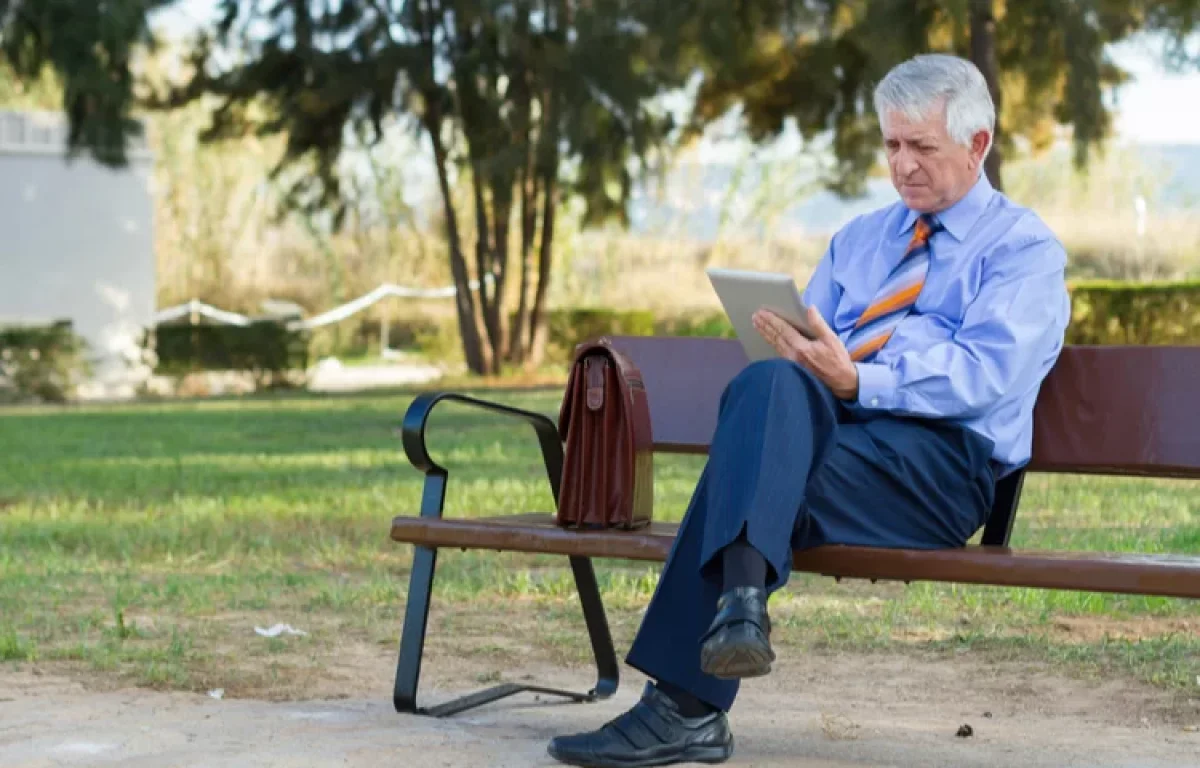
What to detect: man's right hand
<box><xmin>753</xmin><ymin>307</ymin><xmax>859</xmax><ymax>401</ymax></box>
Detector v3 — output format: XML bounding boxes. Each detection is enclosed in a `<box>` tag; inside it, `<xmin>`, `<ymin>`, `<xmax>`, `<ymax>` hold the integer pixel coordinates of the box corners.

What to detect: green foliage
<box><xmin>680</xmin><ymin>1</ymin><xmax>888</xmax><ymax>197</ymax></box>
<box><xmin>681</xmin><ymin>1</ymin><xmax>1200</xmax><ymax>189</ymax></box>
<box><xmin>1067</xmin><ymin>280</ymin><xmax>1200</xmax><ymax>345</ymax></box>
<box><xmin>1148</xmin><ymin>1</ymin><xmax>1200</xmax><ymax>70</ymax></box>
<box><xmin>0</xmin><ymin>58</ymin><xmax>60</xmax><ymax>110</ymax></box>
<box><xmin>411</xmin><ymin>318</ymin><xmax>465</xmax><ymax>365</ymax></box>
<box><xmin>543</xmin><ymin>308</ymin><xmax>656</xmax><ymax>359</ymax></box>
<box><xmin>3</xmin><ymin>0</ymin><xmax>1198</xmax><ymax>199</ymax></box>
<box><xmin>0</xmin><ymin>629</ymin><xmax>35</xmax><ymax>662</ymax></box>
<box><xmin>0</xmin><ymin>321</ymin><xmax>88</xmax><ymax>404</ymax></box>
<box><xmin>653</xmin><ymin>311</ymin><xmax>736</xmax><ymax>339</ymax></box>
<box><xmin>0</xmin><ymin>0</ymin><xmax>173</xmax><ymax>166</ymax></box>
<box><xmin>303</xmin><ymin>309</ymin><xmax>463</xmax><ymax>366</ymax></box>
<box><xmin>174</xmin><ymin>0</ymin><xmax>688</xmax><ymax>221</ymax></box>
<box><xmin>152</xmin><ymin>321</ymin><xmax>310</xmax><ymax>388</ymax></box>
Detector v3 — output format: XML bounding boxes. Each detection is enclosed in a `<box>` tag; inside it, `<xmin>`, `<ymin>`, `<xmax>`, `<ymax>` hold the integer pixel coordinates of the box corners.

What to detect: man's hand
<box><xmin>753</xmin><ymin>307</ymin><xmax>859</xmax><ymax>401</ymax></box>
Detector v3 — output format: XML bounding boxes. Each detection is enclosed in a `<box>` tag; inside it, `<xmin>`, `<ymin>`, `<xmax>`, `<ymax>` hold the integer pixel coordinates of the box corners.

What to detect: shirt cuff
<box><xmin>855</xmin><ymin>363</ymin><xmax>899</xmax><ymax>409</ymax></box>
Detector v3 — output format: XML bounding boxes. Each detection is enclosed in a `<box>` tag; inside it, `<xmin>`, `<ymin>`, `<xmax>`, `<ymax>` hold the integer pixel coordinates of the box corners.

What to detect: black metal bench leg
<box><xmin>393</xmin><ymin>548</ymin><xmax>620</xmax><ymax>717</ymax></box>
<box><xmin>392</xmin><ymin>479</ymin><xmax>620</xmax><ymax>716</ymax></box>
<box><xmin>394</xmin><ymin>471</ymin><xmax>446</xmax><ymax>714</ymax></box>
<box><xmin>393</xmin><ymin>542</ymin><xmax>438</xmax><ymax>714</ymax></box>
<box><xmin>569</xmin><ymin>554</ymin><xmax>621</xmax><ymax>700</ymax></box>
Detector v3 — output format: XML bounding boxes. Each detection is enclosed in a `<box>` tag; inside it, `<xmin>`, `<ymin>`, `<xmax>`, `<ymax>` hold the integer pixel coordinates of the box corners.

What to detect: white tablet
<box><xmin>706</xmin><ymin>267</ymin><xmax>816</xmax><ymax>361</ymax></box>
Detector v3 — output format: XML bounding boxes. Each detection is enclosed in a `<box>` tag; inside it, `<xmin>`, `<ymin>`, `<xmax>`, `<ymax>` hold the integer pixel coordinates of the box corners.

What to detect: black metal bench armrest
<box><xmin>401</xmin><ymin>391</ymin><xmax>563</xmax><ymax>507</ymax></box>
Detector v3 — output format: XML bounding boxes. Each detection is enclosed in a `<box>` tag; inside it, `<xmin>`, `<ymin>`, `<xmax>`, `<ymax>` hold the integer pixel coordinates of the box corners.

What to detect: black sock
<box><xmin>722</xmin><ymin>532</ymin><xmax>768</xmax><ymax>592</ymax></box>
<box><xmin>656</xmin><ymin>679</ymin><xmax>718</xmax><ymax>718</ymax></box>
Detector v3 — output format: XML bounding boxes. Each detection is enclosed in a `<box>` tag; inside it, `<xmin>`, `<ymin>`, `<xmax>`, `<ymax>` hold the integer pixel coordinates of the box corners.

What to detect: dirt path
<box><xmin>3</xmin><ymin>651</ymin><xmax>1198</xmax><ymax>767</ymax></box>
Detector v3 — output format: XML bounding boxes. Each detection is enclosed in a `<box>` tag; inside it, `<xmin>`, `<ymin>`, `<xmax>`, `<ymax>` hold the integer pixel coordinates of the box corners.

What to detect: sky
<box><xmin>1106</xmin><ymin>36</ymin><xmax>1200</xmax><ymax>145</ymax></box>
<box><xmin>152</xmin><ymin>0</ymin><xmax>1200</xmax><ymax>148</ymax></box>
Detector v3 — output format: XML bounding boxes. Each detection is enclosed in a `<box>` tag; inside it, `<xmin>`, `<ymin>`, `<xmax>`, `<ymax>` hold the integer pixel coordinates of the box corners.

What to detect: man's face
<box><xmin>882</xmin><ymin>104</ymin><xmax>987</xmax><ymax>213</ymax></box>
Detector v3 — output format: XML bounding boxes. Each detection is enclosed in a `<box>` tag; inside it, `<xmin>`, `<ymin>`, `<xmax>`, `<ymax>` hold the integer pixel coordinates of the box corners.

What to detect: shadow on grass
<box><xmin>4</xmin><ymin>455</ymin><xmax>563</xmax><ymax>507</ymax></box>
<box><xmin>0</xmin><ymin>388</ymin><xmax>570</xmax><ymax>503</ymax></box>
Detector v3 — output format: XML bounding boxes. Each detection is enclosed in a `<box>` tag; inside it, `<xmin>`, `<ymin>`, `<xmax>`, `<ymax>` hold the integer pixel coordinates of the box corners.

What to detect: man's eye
<box><xmin>918</xmin><ymin>145</ymin><xmax>936</xmax><ymax>153</ymax></box>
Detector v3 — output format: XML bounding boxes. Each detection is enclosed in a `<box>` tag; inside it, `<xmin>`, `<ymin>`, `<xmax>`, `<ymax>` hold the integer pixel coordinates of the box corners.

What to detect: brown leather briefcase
<box><xmin>556</xmin><ymin>338</ymin><xmax>654</xmax><ymax>529</ymax></box>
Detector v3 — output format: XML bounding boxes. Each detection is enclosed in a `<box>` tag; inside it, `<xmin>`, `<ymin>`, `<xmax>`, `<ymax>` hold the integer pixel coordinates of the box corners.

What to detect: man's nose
<box><xmin>893</xmin><ymin>149</ymin><xmax>919</xmax><ymax>178</ymax></box>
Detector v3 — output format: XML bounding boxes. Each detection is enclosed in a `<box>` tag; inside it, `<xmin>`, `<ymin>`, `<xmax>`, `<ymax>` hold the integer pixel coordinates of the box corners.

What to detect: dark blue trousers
<box><xmin>625</xmin><ymin>359</ymin><xmax>996</xmax><ymax>712</ymax></box>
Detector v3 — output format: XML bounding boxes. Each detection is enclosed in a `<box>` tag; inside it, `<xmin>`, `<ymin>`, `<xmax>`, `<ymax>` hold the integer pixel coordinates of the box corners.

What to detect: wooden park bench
<box><xmin>390</xmin><ymin>337</ymin><xmax>1200</xmax><ymax>718</ymax></box>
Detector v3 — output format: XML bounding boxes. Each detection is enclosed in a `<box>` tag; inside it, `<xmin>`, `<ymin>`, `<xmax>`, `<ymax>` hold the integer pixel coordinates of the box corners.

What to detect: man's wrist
<box><xmin>833</xmin><ymin>366</ymin><xmax>859</xmax><ymax>401</ymax></box>
<box><xmin>854</xmin><ymin>363</ymin><xmax>899</xmax><ymax>408</ymax></box>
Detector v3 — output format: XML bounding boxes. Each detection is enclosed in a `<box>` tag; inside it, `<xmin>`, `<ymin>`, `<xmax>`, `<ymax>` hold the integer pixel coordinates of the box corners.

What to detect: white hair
<box><xmin>873</xmin><ymin>54</ymin><xmax>995</xmax><ymax>157</ymax></box>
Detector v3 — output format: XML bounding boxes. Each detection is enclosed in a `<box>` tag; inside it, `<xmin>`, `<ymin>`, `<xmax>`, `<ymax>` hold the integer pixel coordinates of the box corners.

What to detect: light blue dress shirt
<box><xmin>801</xmin><ymin>173</ymin><xmax>1071</xmax><ymax>475</ymax></box>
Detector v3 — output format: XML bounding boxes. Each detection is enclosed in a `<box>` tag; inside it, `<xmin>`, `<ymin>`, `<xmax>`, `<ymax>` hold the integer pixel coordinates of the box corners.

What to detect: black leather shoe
<box><xmin>546</xmin><ymin>682</ymin><xmax>733</xmax><ymax>767</ymax></box>
<box><xmin>699</xmin><ymin>586</ymin><xmax>774</xmax><ymax>680</ymax></box>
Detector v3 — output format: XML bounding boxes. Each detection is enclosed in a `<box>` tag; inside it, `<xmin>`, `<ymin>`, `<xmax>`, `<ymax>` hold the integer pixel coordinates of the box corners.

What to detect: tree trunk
<box><xmin>527</xmin><ymin>171</ymin><xmax>556</xmax><ymax>368</ymax></box>
<box><xmin>506</xmin><ymin>10</ymin><xmax>537</xmax><ymax>365</ymax></box>
<box><xmin>970</xmin><ymin>0</ymin><xmax>1004</xmax><ymax>191</ymax></box>
<box><xmin>488</xmin><ymin>183</ymin><xmax>513</xmax><ymax>374</ymax></box>
<box><xmin>526</xmin><ymin>1</ymin><xmax>564</xmax><ymax>370</ymax></box>
<box><xmin>426</xmin><ymin>114</ymin><xmax>487</xmax><ymax>375</ymax></box>
<box><xmin>508</xmin><ymin>164</ymin><xmax>538</xmax><ymax>362</ymax></box>
<box><xmin>468</xmin><ymin>165</ymin><xmax>502</xmax><ymax>373</ymax></box>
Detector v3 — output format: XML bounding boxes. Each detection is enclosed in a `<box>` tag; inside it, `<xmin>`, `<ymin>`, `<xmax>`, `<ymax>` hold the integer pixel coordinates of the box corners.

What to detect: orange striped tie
<box><xmin>845</xmin><ymin>214</ymin><xmax>942</xmax><ymax>362</ymax></box>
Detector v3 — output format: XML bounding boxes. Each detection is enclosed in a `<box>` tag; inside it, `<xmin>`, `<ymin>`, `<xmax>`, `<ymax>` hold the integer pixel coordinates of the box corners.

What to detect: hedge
<box><xmin>307</xmin><ymin>309</ymin><xmax>459</xmax><ymax>361</ymax></box>
<box><xmin>543</xmin><ymin>282</ymin><xmax>1200</xmax><ymax>353</ymax></box>
<box><xmin>152</xmin><ymin>320</ymin><xmax>310</xmax><ymax>388</ymax></box>
<box><xmin>0</xmin><ymin>320</ymin><xmax>88</xmax><ymax>403</ymax></box>
<box><xmin>1067</xmin><ymin>280</ymin><xmax>1200</xmax><ymax>345</ymax></box>
<box><xmin>654</xmin><ymin>310</ymin><xmax>736</xmax><ymax>340</ymax></box>
<box><xmin>543</xmin><ymin>308</ymin><xmax>656</xmax><ymax>356</ymax></box>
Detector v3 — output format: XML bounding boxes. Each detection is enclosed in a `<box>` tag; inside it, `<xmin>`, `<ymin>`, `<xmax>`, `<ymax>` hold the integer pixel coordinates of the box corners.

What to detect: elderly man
<box><xmin>547</xmin><ymin>54</ymin><xmax>1070</xmax><ymax>768</ymax></box>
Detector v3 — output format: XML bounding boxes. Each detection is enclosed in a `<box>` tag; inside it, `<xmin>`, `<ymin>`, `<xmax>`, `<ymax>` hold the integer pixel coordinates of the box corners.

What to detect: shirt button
<box><xmin>871</xmin><ymin>398</ymin><xmax>880</xmax><ymax>407</ymax></box>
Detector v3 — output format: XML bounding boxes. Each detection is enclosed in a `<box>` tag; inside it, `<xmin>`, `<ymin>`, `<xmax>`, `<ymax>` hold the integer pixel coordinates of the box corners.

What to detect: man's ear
<box><xmin>971</xmin><ymin>129</ymin><xmax>991</xmax><ymax>165</ymax></box>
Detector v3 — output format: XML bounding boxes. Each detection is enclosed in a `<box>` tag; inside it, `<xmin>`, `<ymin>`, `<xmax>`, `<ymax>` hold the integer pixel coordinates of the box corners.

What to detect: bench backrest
<box><xmin>606</xmin><ymin>337</ymin><xmax>1200</xmax><ymax>544</ymax></box>
<box><xmin>608</xmin><ymin>337</ymin><xmax>1200</xmax><ymax>477</ymax></box>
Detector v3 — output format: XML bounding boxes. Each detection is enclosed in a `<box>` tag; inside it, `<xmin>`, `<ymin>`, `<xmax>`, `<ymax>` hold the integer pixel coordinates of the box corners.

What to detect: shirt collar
<box><xmin>899</xmin><ymin>172</ymin><xmax>995</xmax><ymax>242</ymax></box>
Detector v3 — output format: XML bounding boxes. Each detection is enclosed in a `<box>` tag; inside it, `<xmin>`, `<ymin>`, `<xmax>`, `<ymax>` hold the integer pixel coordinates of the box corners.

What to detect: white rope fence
<box><xmin>152</xmin><ymin>299</ymin><xmax>253</xmax><ymax>327</ymax></box>
<box><xmin>151</xmin><ymin>276</ymin><xmax>494</xmax><ymax>331</ymax></box>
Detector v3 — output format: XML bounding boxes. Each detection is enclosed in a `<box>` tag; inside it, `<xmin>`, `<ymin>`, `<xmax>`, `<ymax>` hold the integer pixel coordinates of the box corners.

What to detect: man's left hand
<box><xmin>753</xmin><ymin>307</ymin><xmax>859</xmax><ymax>401</ymax></box>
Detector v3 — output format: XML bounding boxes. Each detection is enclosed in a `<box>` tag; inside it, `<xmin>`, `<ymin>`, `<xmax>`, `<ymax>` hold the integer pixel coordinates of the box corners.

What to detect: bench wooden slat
<box><xmin>604</xmin><ymin>337</ymin><xmax>1200</xmax><ymax>478</ymax></box>
<box><xmin>391</xmin><ymin>514</ymin><xmax>1200</xmax><ymax>599</ymax></box>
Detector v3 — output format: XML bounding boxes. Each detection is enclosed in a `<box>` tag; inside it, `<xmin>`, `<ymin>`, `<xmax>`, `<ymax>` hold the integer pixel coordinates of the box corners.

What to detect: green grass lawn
<box><xmin>1</xmin><ymin>388</ymin><xmax>1197</xmax><ymax>700</ymax></box>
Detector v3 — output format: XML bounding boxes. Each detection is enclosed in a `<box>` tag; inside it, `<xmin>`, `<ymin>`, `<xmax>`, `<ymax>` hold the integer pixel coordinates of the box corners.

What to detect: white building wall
<box><xmin>0</xmin><ymin>110</ymin><xmax>156</xmax><ymax>398</ymax></box>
